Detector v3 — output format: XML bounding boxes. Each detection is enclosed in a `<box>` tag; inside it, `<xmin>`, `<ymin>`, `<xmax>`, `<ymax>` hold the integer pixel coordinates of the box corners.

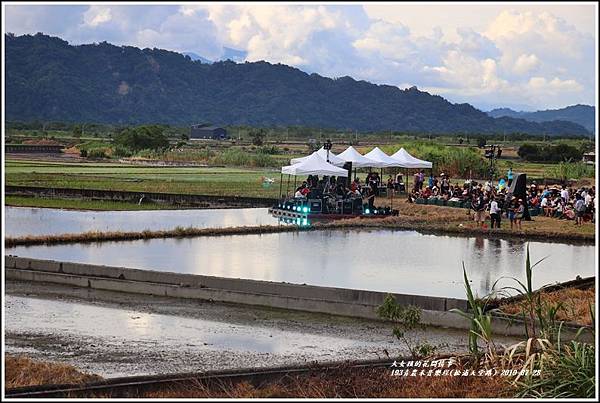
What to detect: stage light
<box><xmin>302</xmin><ymin>206</ymin><xmax>309</xmax><ymax>213</ymax></box>
<box><xmin>374</xmin><ymin>209</ymin><xmax>378</xmax><ymax>214</ymax></box>
<box><xmin>302</xmin><ymin>218</ymin><xmax>308</xmax><ymax>226</ymax></box>
<box><xmin>365</xmin><ymin>208</ymin><xmax>370</xmax><ymax>214</ymax></box>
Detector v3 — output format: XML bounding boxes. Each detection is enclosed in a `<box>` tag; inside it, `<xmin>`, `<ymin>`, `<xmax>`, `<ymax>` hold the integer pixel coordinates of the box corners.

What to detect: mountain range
<box><xmin>183</xmin><ymin>47</ymin><xmax>248</xmax><ymax>64</ymax></box>
<box><xmin>4</xmin><ymin>33</ymin><xmax>592</xmax><ymax>136</ymax></box>
<box><xmin>486</xmin><ymin>105</ymin><xmax>595</xmax><ymax>133</ymax></box>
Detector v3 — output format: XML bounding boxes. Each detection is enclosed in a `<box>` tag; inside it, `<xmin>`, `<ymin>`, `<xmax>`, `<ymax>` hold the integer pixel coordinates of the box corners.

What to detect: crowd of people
<box><xmin>287</xmin><ymin>167</ymin><xmax>596</xmax><ymax>227</ymax></box>
<box><xmin>406</xmin><ymin>169</ymin><xmax>596</xmax><ymax>229</ymax></box>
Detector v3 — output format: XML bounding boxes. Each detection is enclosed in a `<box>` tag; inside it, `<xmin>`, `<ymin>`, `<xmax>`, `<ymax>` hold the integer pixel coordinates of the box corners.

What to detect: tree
<box><xmin>249</xmin><ymin>128</ymin><xmax>266</xmax><ymax>146</ymax></box>
<box><xmin>114</xmin><ymin>125</ymin><xmax>169</xmax><ymax>152</ymax></box>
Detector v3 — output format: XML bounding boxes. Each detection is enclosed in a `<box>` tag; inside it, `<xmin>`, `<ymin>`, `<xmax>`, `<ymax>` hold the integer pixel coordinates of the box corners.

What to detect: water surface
<box><xmin>7</xmin><ymin>230</ymin><xmax>595</xmax><ymax>299</ymax></box>
<box><xmin>5</xmin><ymin>206</ymin><xmax>273</xmax><ymax>237</ymax></box>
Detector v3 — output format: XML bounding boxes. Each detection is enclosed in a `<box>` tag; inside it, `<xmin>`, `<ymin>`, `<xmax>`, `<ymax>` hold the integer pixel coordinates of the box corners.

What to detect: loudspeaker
<box><xmin>507</xmin><ymin>173</ymin><xmax>531</xmax><ymax>221</ymax></box>
<box><xmin>309</xmin><ymin>199</ymin><xmax>322</xmax><ymax>213</ymax></box>
<box><xmin>343</xmin><ymin>200</ymin><xmax>353</xmax><ymax>214</ymax></box>
<box><xmin>343</xmin><ymin>161</ymin><xmax>353</xmax><ymax>187</ymax></box>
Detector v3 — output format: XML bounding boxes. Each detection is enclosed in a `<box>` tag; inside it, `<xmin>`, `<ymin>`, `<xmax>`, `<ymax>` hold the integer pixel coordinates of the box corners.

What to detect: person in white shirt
<box><xmin>585</xmin><ymin>191</ymin><xmax>593</xmax><ymax>207</ymax></box>
<box><xmin>560</xmin><ymin>186</ymin><xmax>569</xmax><ymax>204</ymax></box>
<box><xmin>489</xmin><ymin>196</ymin><xmax>501</xmax><ymax>229</ymax></box>
<box><xmin>540</xmin><ymin>196</ymin><xmax>550</xmax><ymax>216</ymax></box>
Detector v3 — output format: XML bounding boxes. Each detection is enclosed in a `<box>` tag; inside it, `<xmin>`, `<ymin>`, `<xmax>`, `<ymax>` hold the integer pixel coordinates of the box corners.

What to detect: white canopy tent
<box><xmin>390</xmin><ymin>148</ymin><xmax>433</xmax><ymax>169</ymax></box>
<box><xmin>337</xmin><ymin>146</ymin><xmax>378</xmax><ymax>168</ymax></box>
<box><xmin>363</xmin><ymin>147</ymin><xmax>405</xmax><ymax>168</ymax></box>
<box><xmin>289</xmin><ymin>147</ymin><xmax>346</xmax><ymax>167</ymax></box>
<box><xmin>281</xmin><ymin>152</ymin><xmax>348</xmax><ymax>177</ymax></box>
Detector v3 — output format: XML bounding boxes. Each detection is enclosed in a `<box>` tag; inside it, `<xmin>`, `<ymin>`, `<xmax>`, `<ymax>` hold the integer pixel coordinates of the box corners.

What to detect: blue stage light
<box><xmin>365</xmin><ymin>208</ymin><xmax>370</xmax><ymax>214</ymax></box>
<box><xmin>302</xmin><ymin>206</ymin><xmax>309</xmax><ymax>213</ymax></box>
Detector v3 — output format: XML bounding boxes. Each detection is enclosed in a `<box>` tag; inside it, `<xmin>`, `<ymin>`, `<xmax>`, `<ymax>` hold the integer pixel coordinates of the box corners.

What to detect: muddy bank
<box><xmin>5</xmin><ymin>280</ymin><xmax>520</xmax><ymax>378</ymax></box>
<box><xmin>5</xmin><ymin>216</ymin><xmax>594</xmax><ymax>248</ymax></box>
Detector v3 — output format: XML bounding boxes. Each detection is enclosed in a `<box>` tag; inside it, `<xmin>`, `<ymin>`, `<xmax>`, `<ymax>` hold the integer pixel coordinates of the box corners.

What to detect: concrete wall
<box><xmin>5</xmin><ymin>256</ymin><xmax>467</xmax><ymax>311</ymax></box>
<box><xmin>5</xmin><ymin>256</ymin><xmax>592</xmax><ymax>341</ymax></box>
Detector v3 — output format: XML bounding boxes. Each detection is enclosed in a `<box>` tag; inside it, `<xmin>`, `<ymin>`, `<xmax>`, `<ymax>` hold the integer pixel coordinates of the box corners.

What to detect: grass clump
<box><xmin>5</xmin><ymin>354</ymin><xmax>102</xmax><ymax>388</ymax></box>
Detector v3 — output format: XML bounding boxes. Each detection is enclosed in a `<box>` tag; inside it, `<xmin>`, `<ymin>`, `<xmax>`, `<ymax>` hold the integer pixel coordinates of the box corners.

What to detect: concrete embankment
<box><xmin>5</xmin><ymin>256</ymin><xmax>591</xmax><ymax>341</ymax></box>
<box><xmin>5</xmin><ymin>185</ymin><xmax>277</xmax><ymax>208</ymax></box>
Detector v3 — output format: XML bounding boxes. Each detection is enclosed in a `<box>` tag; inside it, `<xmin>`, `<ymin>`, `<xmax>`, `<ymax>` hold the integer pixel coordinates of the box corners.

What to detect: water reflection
<box><xmin>7</xmin><ymin>230</ymin><xmax>594</xmax><ymax>299</ymax></box>
<box><xmin>5</xmin><ymin>207</ymin><xmax>274</xmax><ymax>237</ymax></box>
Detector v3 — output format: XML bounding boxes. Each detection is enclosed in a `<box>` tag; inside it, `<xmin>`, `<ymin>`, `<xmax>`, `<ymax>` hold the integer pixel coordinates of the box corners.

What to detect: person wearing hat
<box><xmin>515</xmin><ymin>198</ymin><xmax>525</xmax><ymax>230</ymax></box>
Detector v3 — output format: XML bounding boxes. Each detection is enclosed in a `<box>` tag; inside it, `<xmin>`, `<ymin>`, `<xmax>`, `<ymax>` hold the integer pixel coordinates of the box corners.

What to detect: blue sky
<box><xmin>4</xmin><ymin>2</ymin><xmax>597</xmax><ymax>111</ymax></box>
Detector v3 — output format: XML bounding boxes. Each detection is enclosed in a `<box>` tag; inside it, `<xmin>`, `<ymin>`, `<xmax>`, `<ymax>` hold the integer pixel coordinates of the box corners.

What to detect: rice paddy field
<box><xmin>5</xmin><ymin>160</ymin><xmax>282</xmax><ymax>198</ymax></box>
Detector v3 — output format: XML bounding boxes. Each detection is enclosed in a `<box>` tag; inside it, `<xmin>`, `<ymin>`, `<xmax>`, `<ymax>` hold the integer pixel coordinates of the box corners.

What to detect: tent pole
<box><xmin>294</xmin><ymin>176</ymin><xmax>297</xmax><ymax>190</ymax></box>
<box><xmin>279</xmin><ymin>172</ymin><xmax>283</xmax><ymax>199</ymax></box>
<box><xmin>286</xmin><ymin>174</ymin><xmax>290</xmax><ymax>196</ymax></box>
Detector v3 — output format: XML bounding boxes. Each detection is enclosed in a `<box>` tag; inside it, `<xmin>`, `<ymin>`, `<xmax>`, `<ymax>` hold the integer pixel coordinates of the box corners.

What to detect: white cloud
<box><xmin>528</xmin><ymin>77</ymin><xmax>583</xmax><ymax>92</ymax></box>
<box><xmin>513</xmin><ymin>53</ymin><xmax>540</xmax><ymax>75</ymax></box>
<box><xmin>83</xmin><ymin>5</ymin><xmax>112</xmax><ymax>27</ymax></box>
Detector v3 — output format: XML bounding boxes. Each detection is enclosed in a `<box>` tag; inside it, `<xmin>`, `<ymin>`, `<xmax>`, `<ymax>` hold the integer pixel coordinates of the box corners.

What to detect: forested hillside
<box><xmin>5</xmin><ymin>33</ymin><xmax>590</xmax><ymax>136</ymax></box>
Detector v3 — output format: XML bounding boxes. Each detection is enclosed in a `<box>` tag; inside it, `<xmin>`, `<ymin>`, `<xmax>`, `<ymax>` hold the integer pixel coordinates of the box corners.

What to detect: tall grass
<box><xmin>381</xmin><ymin>142</ymin><xmax>490</xmax><ymax>178</ymax></box>
<box><xmin>211</xmin><ymin>149</ymin><xmax>277</xmax><ymax>167</ymax></box>
<box><xmin>453</xmin><ymin>245</ymin><xmax>596</xmax><ymax>398</ymax></box>
<box><xmin>544</xmin><ymin>161</ymin><xmax>595</xmax><ymax>181</ymax></box>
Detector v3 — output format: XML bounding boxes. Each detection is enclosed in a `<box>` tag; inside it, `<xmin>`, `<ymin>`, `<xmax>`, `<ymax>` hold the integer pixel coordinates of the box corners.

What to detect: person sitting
<box><xmin>407</xmin><ymin>189</ymin><xmax>418</xmax><ymax>203</ymax></box>
<box><xmin>564</xmin><ymin>203</ymin><xmax>576</xmax><ymax>220</ymax></box>
<box><xmin>421</xmin><ymin>186</ymin><xmax>432</xmax><ymax>199</ymax></box>
<box><xmin>540</xmin><ymin>195</ymin><xmax>551</xmax><ymax>216</ymax></box>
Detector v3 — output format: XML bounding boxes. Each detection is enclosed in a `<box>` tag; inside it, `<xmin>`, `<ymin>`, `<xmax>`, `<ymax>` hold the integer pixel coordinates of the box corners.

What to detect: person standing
<box><xmin>507</xmin><ymin>196</ymin><xmax>517</xmax><ymax>230</ymax></box>
<box><xmin>489</xmin><ymin>196</ymin><xmax>501</xmax><ymax>229</ymax></box>
<box><xmin>560</xmin><ymin>185</ymin><xmax>570</xmax><ymax>204</ymax></box>
<box><xmin>472</xmin><ymin>191</ymin><xmax>486</xmax><ymax>228</ymax></box>
<box><xmin>574</xmin><ymin>195</ymin><xmax>586</xmax><ymax>225</ymax></box>
<box><xmin>507</xmin><ymin>168</ymin><xmax>514</xmax><ymax>186</ymax></box>
<box><xmin>515</xmin><ymin>199</ymin><xmax>525</xmax><ymax>230</ymax></box>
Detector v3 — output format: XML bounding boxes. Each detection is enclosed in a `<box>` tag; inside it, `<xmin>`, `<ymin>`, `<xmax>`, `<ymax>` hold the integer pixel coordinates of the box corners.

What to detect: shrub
<box><xmin>87</xmin><ymin>148</ymin><xmax>107</xmax><ymax>159</ymax></box>
<box><xmin>257</xmin><ymin>145</ymin><xmax>279</xmax><ymax>154</ymax></box>
<box><xmin>112</xmin><ymin>145</ymin><xmax>133</xmax><ymax>158</ymax></box>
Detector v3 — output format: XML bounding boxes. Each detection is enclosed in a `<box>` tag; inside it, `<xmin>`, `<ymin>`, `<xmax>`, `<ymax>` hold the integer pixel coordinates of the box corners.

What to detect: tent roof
<box><xmin>337</xmin><ymin>146</ymin><xmax>378</xmax><ymax>168</ymax></box>
<box><xmin>390</xmin><ymin>148</ymin><xmax>433</xmax><ymax>169</ymax></box>
<box><xmin>363</xmin><ymin>147</ymin><xmax>404</xmax><ymax>168</ymax></box>
<box><xmin>281</xmin><ymin>152</ymin><xmax>348</xmax><ymax>177</ymax></box>
<box><xmin>290</xmin><ymin>147</ymin><xmax>346</xmax><ymax>167</ymax></box>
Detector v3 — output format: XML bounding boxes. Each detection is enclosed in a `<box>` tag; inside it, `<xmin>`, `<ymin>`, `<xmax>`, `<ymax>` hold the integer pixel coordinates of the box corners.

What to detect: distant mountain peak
<box><xmin>487</xmin><ymin>104</ymin><xmax>595</xmax><ymax>132</ymax></box>
<box><xmin>182</xmin><ymin>47</ymin><xmax>247</xmax><ymax>64</ymax></box>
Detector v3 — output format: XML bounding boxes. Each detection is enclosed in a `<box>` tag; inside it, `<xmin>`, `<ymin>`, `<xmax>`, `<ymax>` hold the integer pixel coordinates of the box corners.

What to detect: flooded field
<box><xmin>6</xmin><ymin>281</ymin><xmax>520</xmax><ymax>377</ymax></box>
<box><xmin>4</xmin><ymin>206</ymin><xmax>273</xmax><ymax>237</ymax></box>
<box><xmin>7</xmin><ymin>229</ymin><xmax>594</xmax><ymax>299</ymax></box>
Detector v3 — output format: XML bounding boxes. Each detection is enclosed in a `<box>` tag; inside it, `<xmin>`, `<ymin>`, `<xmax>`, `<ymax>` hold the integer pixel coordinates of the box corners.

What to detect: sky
<box><xmin>4</xmin><ymin>2</ymin><xmax>597</xmax><ymax>111</ymax></box>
